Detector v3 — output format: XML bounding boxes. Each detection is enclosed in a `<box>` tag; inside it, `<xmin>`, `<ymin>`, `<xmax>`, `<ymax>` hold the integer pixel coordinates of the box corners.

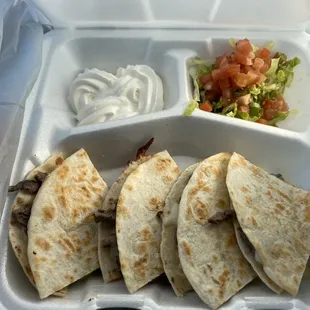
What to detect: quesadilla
<box><xmin>27</xmin><ymin>149</ymin><xmax>108</xmax><ymax>298</ymax></box>
<box><xmin>116</xmin><ymin>150</ymin><xmax>181</xmax><ymax>293</ymax></box>
<box><xmin>160</xmin><ymin>163</ymin><xmax>198</xmax><ymax>296</ymax></box>
<box><xmin>96</xmin><ymin>138</ymin><xmax>153</xmax><ymax>283</ymax></box>
<box><xmin>178</xmin><ymin>153</ymin><xmax>256</xmax><ymax>310</ymax></box>
<box><xmin>9</xmin><ymin>154</ymin><xmax>67</xmax><ymax>297</ymax></box>
<box><xmin>226</xmin><ymin>152</ymin><xmax>310</xmax><ymax>296</ymax></box>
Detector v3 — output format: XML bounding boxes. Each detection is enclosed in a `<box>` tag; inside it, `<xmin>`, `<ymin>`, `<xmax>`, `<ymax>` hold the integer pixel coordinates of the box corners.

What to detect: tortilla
<box><xmin>160</xmin><ymin>163</ymin><xmax>198</xmax><ymax>296</ymax></box>
<box><xmin>233</xmin><ymin>219</ymin><xmax>282</xmax><ymax>294</ymax></box>
<box><xmin>178</xmin><ymin>153</ymin><xmax>256</xmax><ymax>310</ymax></box>
<box><xmin>9</xmin><ymin>154</ymin><xmax>67</xmax><ymax>296</ymax></box>
<box><xmin>116</xmin><ymin>150</ymin><xmax>181</xmax><ymax>293</ymax></box>
<box><xmin>226</xmin><ymin>152</ymin><xmax>310</xmax><ymax>296</ymax></box>
<box><xmin>98</xmin><ymin>156</ymin><xmax>150</xmax><ymax>283</ymax></box>
<box><xmin>27</xmin><ymin>149</ymin><xmax>108</xmax><ymax>299</ymax></box>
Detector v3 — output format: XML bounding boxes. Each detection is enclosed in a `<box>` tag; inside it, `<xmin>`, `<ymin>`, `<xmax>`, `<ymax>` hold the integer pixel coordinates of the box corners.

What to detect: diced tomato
<box><xmin>263</xmin><ymin>96</ymin><xmax>289</xmax><ymax>120</ymax></box>
<box><xmin>256</xmin><ymin>118</ymin><xmax>268</xmax><ymax>125</ymax></box>
<box><xmin>233</xmin><ymin>71</ymin><xmax>258</xmax><ymax>88</ymax></box>
<box><xmin>246</xmin><ymin>70</ymin><xmax>259</xmax><ymax>86</ymax></box>
<box><xmin>222</xmin><ymin>88</ymin><xmax>232</xmax><ymax>99</ymax></box>
<box><xmin>233</xmin><ymin>73</ymin><xmax>248</xmax><ymax>87</ymax></box>
<box><xmin>200</xmin><ymin>101</ymin><xmax>213</xmax><ymax>112</ymax></box>
<box><xmin>215</xmin><ymin>56</ymin><xmax>224</xmax><ymax>68</ymax></box>
<box><xmin>259</xmin><ymin>63</ymin><xmax>269</xmax><ymax>74</ymax></box>
<box><xmin>236</xmin><ymin>39</ymin><xmax>253</xmax><ymax>56</ymax></box>
<box><xmin>211</xmin><ymin>69</ymin><xmax>222</xmax><ymax>81</ymax></box>
<box><xmin>219</xmin><ymin>64</ymin><xmax>240</xmax><ymax>79</ymax></box>
<box><xmin>257</xmin><ymin>73</ymin><xmax>266</xmax><ymax>84</ymax></box>
<box><xmin>238</xmin><ymin>105</ymin><xmax>250</xmax><ymax>113</ymax></box>
<box><xmin>252</xmin><ymin>57</ymin><xmax>264</xmax><ymax>71</ymax></box>
<box><xmin>248</xmin><ymin>52</ymin><xmax>256</xmax><ymax>59</ymax></box>
<box><xmin>242</xmin><ymin>65</ymin><xmax>251</xmax><ymax>73</ymax></box>
<box><xmin>199</xmin><ymin>75</ymin><xmax>212</xmax><ymax>84</ymax></box>
<box><xmin>257</xmin><ymin>48</ymin><xmax>271</xmax><ymax>60</ymax></box>
<box><xmin>219</xmin><ymin>56</ymin><xmax>229</xmax><ymax>68</ymax></box>
<box><xmin>234</xmin><ymin>51</ymin><xmax>253</xmax><ymax>65</ymax></box>
<box><xmin>218</xmin><ymin>78</ymin><xmax>230</xmax><ymax>90</ymax></box>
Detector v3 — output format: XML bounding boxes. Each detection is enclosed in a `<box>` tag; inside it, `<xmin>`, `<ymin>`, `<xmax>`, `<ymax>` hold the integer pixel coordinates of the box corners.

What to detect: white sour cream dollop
<box><xmin>68</xmin><ymin>65</ymin><xmax>164</xmax><ymax>126</ymax></box>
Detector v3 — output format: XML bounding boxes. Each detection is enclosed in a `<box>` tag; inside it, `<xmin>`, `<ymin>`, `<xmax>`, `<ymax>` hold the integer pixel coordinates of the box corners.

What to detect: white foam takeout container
<box><xmin>1</xmin><ymin>0</ymin><xmax>310</xmax><ymax>309</ymax></box>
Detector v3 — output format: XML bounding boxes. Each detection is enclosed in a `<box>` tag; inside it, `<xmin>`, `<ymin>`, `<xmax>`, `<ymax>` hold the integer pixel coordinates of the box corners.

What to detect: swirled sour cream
<box><xmin>68</xmin><ymin>65</ymin><xmax>164</xmax><ymax>126</ymax></box>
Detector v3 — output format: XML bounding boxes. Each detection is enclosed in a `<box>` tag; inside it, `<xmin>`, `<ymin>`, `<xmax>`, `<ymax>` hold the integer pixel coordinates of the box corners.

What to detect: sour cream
<box><xmin>68</xmin><ymin>65</ymin><xmax>164</xmax><ymax>126</ymax></box>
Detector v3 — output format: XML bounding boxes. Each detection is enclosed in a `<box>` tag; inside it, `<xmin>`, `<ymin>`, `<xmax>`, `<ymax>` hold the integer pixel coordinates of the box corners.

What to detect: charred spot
<box><xmin>55</xmin><ymin>157</ymin><xmax>64</xmax><ymax>165</ymax></box>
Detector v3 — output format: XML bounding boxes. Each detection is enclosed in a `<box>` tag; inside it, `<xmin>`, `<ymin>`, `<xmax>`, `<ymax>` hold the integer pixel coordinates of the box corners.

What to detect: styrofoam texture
<box><xmin>2</xmin><ymin>28</ymin><xmax>310</xmax><ymax>309</ymax></box>
<box><xmin>31</xmin><ymin>0</ymin><xmax>310</xmax><ymax>30</ymax></box>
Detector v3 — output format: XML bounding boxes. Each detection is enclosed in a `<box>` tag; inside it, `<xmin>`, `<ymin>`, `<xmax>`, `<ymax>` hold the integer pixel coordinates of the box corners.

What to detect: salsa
<box><xmin>185</xmin><ymin>39</ymin><xmax>300</xmax><ymax>126</ymax></box>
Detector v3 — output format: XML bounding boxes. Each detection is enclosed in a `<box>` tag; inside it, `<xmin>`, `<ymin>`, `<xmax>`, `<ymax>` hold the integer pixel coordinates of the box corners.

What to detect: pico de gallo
<box><xmin>184</xmin><ymin>39</ymin><xmax>300</xmax><ymax>126</ymax></box>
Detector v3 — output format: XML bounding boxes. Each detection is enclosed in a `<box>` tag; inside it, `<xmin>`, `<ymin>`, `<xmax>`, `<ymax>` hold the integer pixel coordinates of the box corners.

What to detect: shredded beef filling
<box><xmin>135</xmin><ymin>137</ymin><xmax>154</xmax><ymax>160</ymax></box>
<box><xmin>208</xmin><ymin>209</ymin><xmax>235</xmax><ymax>224</ymax></box>
<box><xmin>11</xmin><ymin>204</ymin><xmax>32</xmax><ymax>234</ymax></box>
<box><xmin>9</xmin><ymin>171</ymin><xmax>49</xmax><ymax>233</ymax></box>
<box><xmin>94</xmin><ymin>209</ymin><xmax>116</xmax><ymax>223</ymax></box>
<box><xmin>8</xmin><ymin>171</ymin><xmax>49</xmax><ymax>194</ymax></box>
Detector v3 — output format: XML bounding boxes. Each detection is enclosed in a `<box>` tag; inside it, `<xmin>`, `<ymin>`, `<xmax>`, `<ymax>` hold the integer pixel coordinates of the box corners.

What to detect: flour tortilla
<box><xmin>9</xmin><ymin>154</ymin><xmax>67</xmax><ymax>297</ymax></box>
<box><xmin>98</xmin><ymin>156</ymin><xmax>151</xmax><ymax>283</ymax></box>
<box><xmin>178</xmin><ymin>153</ymin><xmax>256</xmax><ymax>310</ymax></box>
<box><xmin>233</xmin><ymin>219</ymin><xmax>283</xmax><ymax>294</ymax></box>
<box><xmin>160</xmin><ymin>163</ymin><xmax>198</xmax><ymax>296</ymax></box>
<box><xmin>116</xmin><ymin>150</ymin><xmax>181</xmax><ymax>293</ymax></box>
<box><xmin>27</xmin><ymin>149</ymin><xmax>108</xmax><ymax>299</ymax></box>
<box><xmin>226</xmin><ymin>152</ymin><xmax>310</xmax><ymax>296</ymax></box>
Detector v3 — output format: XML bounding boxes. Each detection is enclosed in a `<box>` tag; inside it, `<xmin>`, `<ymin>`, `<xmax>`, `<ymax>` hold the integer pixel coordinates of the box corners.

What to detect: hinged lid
<box><xmin>31</xmin><ymin>0</ymin><xmax>310</xmax><ymax>31</ymax></box>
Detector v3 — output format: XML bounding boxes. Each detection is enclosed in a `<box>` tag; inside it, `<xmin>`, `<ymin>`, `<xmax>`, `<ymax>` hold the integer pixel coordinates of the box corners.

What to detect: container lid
<box><xmin>31</xmin><ymin>0</ymin><xmax>310</xmax><ymax>30</ymax></box>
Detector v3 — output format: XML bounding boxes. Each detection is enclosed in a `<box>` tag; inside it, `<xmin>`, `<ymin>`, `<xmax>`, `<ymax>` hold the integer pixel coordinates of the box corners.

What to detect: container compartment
<box><xmin>2</xmin><ymin>114</ymin><xmax>310</xmax><ymax>309</ymax></box>
<box><xmin>184</xmin><ymin>36</ymin><xmax>310</xmax><ymax>133</ymax></box>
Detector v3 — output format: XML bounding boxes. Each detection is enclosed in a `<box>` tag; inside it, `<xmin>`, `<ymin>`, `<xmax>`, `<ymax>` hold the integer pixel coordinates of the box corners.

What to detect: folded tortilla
<box><xmin>116</xmin><ymin>150</ymin><xmax>181</xmax><ymax>293</ymax></box>
<box><xmin>27</xmin><ymin>149</ymin><xmax>108</xmax><ymax>298</ymax></box>
<box><xmin>226</xmin><ymin>152</ymin><xmax>310</xmax><ymax>296</ymax></box>
<box><xmin>178</xmin><ymin>153</ymin><xmax>256</xmax><ymax>310</ymax></box>
<box><xmin>9</xmin><ymin>154</ymin><xmax>67</xmax><ymax>297</ymax></box>
<box><xmin>98</xmin><ymin>156</ymin><xmax>150</xmax><ymax>283</ymax></box>
<box><xmin>160</xmin><ymin>163</ymin><xmax>198</xmax><ymax>296</ymax></box>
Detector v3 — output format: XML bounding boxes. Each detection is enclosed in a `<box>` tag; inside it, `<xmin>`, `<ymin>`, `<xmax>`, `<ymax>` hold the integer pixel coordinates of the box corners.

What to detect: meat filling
<box><xmin>8</xmin><ymin>172</ymin><xmax>49</xmax><ymax>194</ymax></box>
<box><xmin>208</xmin><ymin>209</ymin><xmax>235</xmax><ymax>224</ymax></box>
<box><xmin>11</xmin><ymin>204</ymin><xmax>32</xmax><ymax>234</ymax></box>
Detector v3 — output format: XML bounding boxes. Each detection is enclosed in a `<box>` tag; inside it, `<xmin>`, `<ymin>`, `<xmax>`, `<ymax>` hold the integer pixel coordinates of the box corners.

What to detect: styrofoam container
<box><xmin>2</xmin><ymin>1</ymin><xmax>310</xmax><ymax>309</ymax></box>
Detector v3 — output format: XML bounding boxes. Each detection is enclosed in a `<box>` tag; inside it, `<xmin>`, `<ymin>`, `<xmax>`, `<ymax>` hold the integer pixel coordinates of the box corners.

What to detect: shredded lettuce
<box><xmin>268</xmin><ymin>111</ymin><xmax>290</xmax><ymax>126</ymax></box>
<box><xmin>184</xmin><ymin>100</ymin><xmax>199</xmax><ymax>116</ymax></box>
<box><xmin>265</xmin><ymin>40</ymin><xmax>275</xmax><ymax>51</ymax></box>
<box><xmin>236</xmin><ymin>111</ymin><xmax>260</xmax><ymax>122</ymax></box>
<box><xmin>212</xmin><ymin>100</ymin><xmax>224</xmax><ymax>113</ymax></box>
<box><xmin>188</xmin><ymin>57</ymin><xmax>213</xmax><ymax>101</ymax></box>
<box><xmin>189</xmin><ymin>67</ymin><xmax>200</xmax><ymax>101</ymax></box>
<box><xmin>222</xmin><ymin>103</ymin><xmax>237</xmax><ymax>117</ymax></box>
<box><xmin>265</xmin><ymin>58</ymin><xmax>280</xmax><ymax>78</ymax></box>
<box><xmin>229</xmin><ymin>38</ymin><xmax>237</xmax><ymax>49</ymax></box>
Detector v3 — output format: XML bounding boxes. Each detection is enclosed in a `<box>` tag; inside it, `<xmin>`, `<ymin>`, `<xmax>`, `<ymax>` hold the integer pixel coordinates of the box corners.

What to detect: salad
<box><xmin>185</xmin><ymin>39</ymin><xmax>300</xmax><ymax>126</ymax></box>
